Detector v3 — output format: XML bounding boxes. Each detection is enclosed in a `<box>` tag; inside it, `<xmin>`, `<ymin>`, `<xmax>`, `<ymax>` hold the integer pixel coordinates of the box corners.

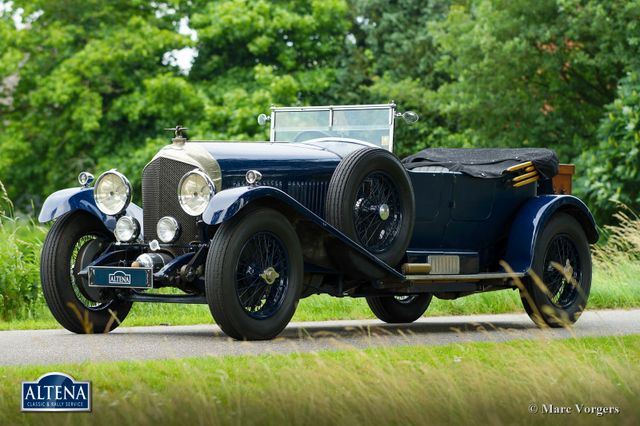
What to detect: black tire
<box><xmin>326</xmin><ymin>148</ymin><xmax>415</xmax><ymax>266</ymax></box>
<box><xmin>519</xmin><ymin>213</ymin><xmax>592</xmax><ymax>327</ymax></box>
<box><xmin>366</xmin><ymin>294</ymin><xmax>432</xmax><ymax>323</ymax></box>
<box><xmin>40</xmin><ymin>211</ymin><xmax>132</xmax><ymax>333</ymax></box>
<box><xmin>205</xmin><ymin>207</ymin><xmax>303</xmax><ymax>340</ymax></box>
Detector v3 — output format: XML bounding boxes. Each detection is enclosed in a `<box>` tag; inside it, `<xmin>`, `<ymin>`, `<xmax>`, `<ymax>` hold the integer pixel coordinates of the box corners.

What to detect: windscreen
<box><xmin>272</xmin><ymin>107</ymin><xmax>393</xmax><ymax>149</ymax></box>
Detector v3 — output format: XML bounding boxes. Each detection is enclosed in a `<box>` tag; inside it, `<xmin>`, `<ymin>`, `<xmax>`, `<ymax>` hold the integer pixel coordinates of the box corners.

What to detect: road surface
<box><xmin>1</xmin><ymin>309</ymin><xmax>639</xmax><ymax>366</ymax></box>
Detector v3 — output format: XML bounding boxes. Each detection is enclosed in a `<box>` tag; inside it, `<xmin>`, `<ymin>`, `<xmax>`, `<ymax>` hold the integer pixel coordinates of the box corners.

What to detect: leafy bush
<box><xmin>576</xmin><ymin>72</ymin><xmax>640</xmax><ymax>223</ymax></box>
<box><xmin>0</xmin><ymin>182</ymin><xmax>44</xmax><ymax>320</ymax></box>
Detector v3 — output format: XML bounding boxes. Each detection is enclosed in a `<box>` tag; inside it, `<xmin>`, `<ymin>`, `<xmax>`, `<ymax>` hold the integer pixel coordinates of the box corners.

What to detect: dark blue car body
<box><xmin>39</xmin><ymin>104</ymin><xmax>598</xmax><ymax>318</ymax></box>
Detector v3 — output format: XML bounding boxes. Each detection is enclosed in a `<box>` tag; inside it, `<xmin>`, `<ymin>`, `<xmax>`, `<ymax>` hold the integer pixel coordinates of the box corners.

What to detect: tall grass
<box><xmin>0</xmin><ymin>182</ymin><xmax>46</xmax><ymax>320</ymax></box>
<box><xmin>595</xmin><ymin>208</ymin><xmax>640</xmax><ymax>262</ymax></box>
<box><xmin>0</xmin><ymin>335</ymin><xmax>638</xmax><ymax>425</ymax></box>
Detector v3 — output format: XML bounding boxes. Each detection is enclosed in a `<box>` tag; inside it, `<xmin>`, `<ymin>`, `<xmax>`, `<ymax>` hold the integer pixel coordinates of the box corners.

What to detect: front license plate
<box><xmin>88</xmin><ymin>266</ymin><xmax>153</xmax><ymax>289</ymax></box>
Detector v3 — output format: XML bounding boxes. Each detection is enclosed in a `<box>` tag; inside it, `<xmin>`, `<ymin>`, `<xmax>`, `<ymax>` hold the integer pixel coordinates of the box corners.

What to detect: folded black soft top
<box><xmin>402</xmin><ymin>148</ymin><xmax>559</xmax><ymax>179</ymax></box>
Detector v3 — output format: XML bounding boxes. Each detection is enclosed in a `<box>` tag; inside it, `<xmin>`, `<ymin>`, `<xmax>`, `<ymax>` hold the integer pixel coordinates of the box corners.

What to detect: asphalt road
<box><xmin>1</xmin><ymin>309</ymin><xmax>639</xmax><ymax>366</ymax></box>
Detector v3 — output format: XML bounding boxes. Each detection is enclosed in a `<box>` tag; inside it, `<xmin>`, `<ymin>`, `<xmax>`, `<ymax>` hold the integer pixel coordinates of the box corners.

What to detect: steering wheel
<box><xmin>292</xmin><ymin>130</ymin><xmax>333</xmax><ymax>142</ymax></box>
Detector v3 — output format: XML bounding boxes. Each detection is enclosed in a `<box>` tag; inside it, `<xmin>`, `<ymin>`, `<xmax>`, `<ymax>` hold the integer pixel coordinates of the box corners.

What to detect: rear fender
<box><xmin>202</xmin><ymin>186</ymin><xmax>404</xmax><ymax>282</ymax></box>
<box><xmin>503</xmin><ymin>195</ymin><xmax>598</xmax><ymax>273</ymax></box>
<box><xmin>38</xmin><ymin>187</ymin><xmax>143</xmax><ymax>233</ymax></box>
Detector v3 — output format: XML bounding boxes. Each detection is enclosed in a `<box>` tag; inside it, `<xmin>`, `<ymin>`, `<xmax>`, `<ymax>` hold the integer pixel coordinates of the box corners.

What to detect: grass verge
<box><xmin>0</xmin><ymin>334</ymin><xmax>638</xmax><ymax>425</ymax></box>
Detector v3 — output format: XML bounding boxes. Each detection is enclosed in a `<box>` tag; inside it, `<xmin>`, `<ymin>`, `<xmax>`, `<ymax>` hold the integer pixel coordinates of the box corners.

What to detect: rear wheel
<box><xmin>366</xmin><ymin>294</ymin><xmax>432</xmax><ymax>323</ymax></box>
<box><xmin>520</xmin><ymin>213</ymin><xmax>591</xmax><ymax>327</ymax></box>
<box><xmin>40</xmin><ymin>211</ymin><xmax>132</xmax><ymax>333</ymax></box>
<box><xmin>325</xmin><ymin>148</ymin><xmax>415</xmax><ymax>266</ymax></box>
<box><xmin>205</xmin><ymin>207</ymin><xmax>303</xmax><ymax>340</ymax></box>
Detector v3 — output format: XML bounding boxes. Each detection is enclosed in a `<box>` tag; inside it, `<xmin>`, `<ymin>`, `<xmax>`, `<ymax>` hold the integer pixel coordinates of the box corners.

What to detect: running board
<box><xmin>406</xmin><ymin>272</ymin><xmax>526</xmax><ymax>284</ymax></box>
<box><xmin>122</xmin><ymin>293</ymin><xmax>207</xmax><ymax>304</ymax></box>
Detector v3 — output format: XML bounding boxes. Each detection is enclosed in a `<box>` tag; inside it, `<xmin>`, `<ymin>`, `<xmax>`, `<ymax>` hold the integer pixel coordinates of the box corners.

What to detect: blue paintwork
<box><xmin>196</xmin><ymin>141</ymin><xmax>374</xmax><ymax>190</ymax></box>
<box><xmin>407</xmin><ymin>170</ymin><xmax>536</xmax><ymax>269</ymax></box>
<box><xmin>202</xmin><ymin>185</ymin><xmax>404</xmax><ymax>280</ymax></box>
<box><xmin>200</xmin><ymin>142</ymin><xmax>341</xmax><ymax>183</ymax></box>
<box><xmin>503</xmin><ymin>195</ymin><xmax>598</xmax><ymax>273</ymax></box>
<box><xmin>38</xmin><ymin>187</ymin><xmax>144</xmax><ymax>232</ymax></box>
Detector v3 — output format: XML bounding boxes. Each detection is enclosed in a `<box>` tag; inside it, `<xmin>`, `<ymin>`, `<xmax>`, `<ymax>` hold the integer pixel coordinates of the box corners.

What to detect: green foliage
<box><xmin>0</xmin><ymin>182</ymin><xmax>44</xmax><ymax>320</ymax></box>
<box><xmin>1</xmin><ymin>0</ymin><xmax>640</xmax><ymax>219</ymax></box>
<box><xmin>431</xmin><ymin>1</ymin><xmax>640</xmax><ymax>157</ymax></box>
<box><xmin>0</xmin><ymin>1</ymin><xmax>193</xmax><ymax>204</ymax></box>
<box><xmin>578</xmin><ymin>73</ymin><xmax>640</xmax><ymax>222</ymax></box>
<box><xmin>188</xmin><ymin>0</ymin><xmax>351</xmax><ymax>140</ymax></box>
<box><xmin>338</xmin><ymin>0</ymin><xmax>456</xmax><ymax>157</ymax></box>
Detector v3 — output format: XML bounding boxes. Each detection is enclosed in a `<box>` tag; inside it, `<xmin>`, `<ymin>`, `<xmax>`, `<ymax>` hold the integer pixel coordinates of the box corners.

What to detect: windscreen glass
<box><xmin>272</xmin><ymin>107</ymin><xmax>392</xmax><ymax>149</ymax></box>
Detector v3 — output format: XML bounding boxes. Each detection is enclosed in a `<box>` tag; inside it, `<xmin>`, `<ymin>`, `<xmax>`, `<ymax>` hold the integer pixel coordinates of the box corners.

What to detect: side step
<box><xmin>123</xmin><ymin>293</ymin><xmax>207</xmax><ymax>304</ymax></box>
<box><xmin>406</xmin><ymin>272</ymin><xmax>526</xmax><ymax>284</ymax></box>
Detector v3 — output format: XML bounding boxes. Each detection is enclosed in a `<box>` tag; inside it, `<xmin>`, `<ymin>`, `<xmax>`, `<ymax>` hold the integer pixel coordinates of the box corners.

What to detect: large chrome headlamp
<box><xmin>178</xmin><ymin>169</ymin><xmax>215</xmax><ymax>216</ymax></box>
<box><xmin>94</xmin><ymin>170</ymin><xmax>132</xmax><ymax>216</ymax></box>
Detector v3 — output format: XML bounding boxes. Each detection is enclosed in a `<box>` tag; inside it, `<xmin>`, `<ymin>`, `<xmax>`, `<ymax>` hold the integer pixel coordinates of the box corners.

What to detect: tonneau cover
<box><xmin>402</xmin><ymin>148</ymin><xmax>559</xmax><ymax>179</ymax></box>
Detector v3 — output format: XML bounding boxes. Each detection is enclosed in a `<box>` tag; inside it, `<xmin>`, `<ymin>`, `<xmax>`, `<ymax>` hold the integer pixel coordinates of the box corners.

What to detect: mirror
<box><xmin>257</xmin><ymin>113</ymin><xmax>270</xmax><ymax>126</ymax></box>
<box><xmin>401</xmin><ymin>111</ymin><xmax>419</xmax><ymax>124</ymax></box>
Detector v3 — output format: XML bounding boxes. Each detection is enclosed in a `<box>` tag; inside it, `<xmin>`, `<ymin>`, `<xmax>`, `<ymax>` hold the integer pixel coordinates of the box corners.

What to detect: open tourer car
<box><xmin>38</xmin><ymin>103</ymin><xmax>598</xmax><ymax>340</ymax></box>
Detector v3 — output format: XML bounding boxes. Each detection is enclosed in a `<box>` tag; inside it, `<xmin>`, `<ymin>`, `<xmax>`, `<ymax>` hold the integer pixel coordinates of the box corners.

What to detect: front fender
<box><xmin>203</xmin><ymin>186</ymin><xmax>320</xmax><ymax>226</ymax></box>
<box><xmin>503</xmin><ymin>195</ymin><xmax>598</xmax><ymax>273</ymax></box>
<box><xmin>38</xmin><ymin>187</ymin><xmax>143</xmax><ymax>232</ymax></box>
<box><xmin>202</xmin><ymin>186</ymin><xmax>404</xmax><ymax>281</ymax></box>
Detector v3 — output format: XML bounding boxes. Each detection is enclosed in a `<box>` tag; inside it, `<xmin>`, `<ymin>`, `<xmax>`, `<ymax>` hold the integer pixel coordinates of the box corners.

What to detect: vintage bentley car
<box><xmin>38</xmin><ymin>103</ymin><xmax>598</xmax><ymax>340</ymax></box>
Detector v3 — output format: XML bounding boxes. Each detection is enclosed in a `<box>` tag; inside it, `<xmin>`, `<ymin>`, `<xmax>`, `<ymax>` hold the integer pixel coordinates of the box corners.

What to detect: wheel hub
<box><xmin>378</xmin><ymin>204</ymin><xmax>390</xmax><ymax>221</ymax></box>
<box><xmin>259</xmin><ymin>267</ymin><xmax>280</xmax><ymax>285</ymax></box>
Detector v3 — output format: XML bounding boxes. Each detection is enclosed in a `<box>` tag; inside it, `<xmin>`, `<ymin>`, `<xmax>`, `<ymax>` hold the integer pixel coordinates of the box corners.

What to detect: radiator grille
<box><xmin>287</xmin><ymin>180</ymin><xmax>328</xmax><ymax>217</ymax></box>
<box><xmin>142</xmin><ymin>158</ymin><xmax>199</xmax><ymax>244</ymax></box>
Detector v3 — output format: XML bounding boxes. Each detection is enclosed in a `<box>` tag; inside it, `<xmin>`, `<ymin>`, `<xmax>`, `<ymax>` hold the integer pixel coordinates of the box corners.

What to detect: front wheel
<box><xmin>40</xmin><ymin>211</ymin><xmax>132</xmax><ymax>333</ymax></box>
<box><xmin>520</xmin><ymin>213</ymin><xmax>592</xmax><ymax>327</ymax></box>
<box><xmin>366</xmin><ymin>294</ymin><xmax>432</xmax><ymax>323</ymax></box>
<box><xmin>205</xmin><ymin>207</ymin><xmax>303</xmax><ymax>340</ymax></box>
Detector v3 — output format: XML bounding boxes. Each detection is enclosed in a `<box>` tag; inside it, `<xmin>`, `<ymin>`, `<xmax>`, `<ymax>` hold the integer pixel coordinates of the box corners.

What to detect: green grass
<box><xmin>2</xmin><ymin>257</ymin><xmax>638</xmax><ymax>331</ymax></box>
<box><xmin>0</xmin><ymin>335</ymin><xmax>638</xmax><ymax>425</ymax></box>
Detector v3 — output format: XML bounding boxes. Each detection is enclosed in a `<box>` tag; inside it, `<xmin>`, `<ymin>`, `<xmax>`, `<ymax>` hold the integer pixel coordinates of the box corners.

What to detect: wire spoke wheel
<box><xmin>394</xmin><ymin>295</ymin><xmax>418</xmax><ymax>304</ymax></box>
<box><xmin>235</xmin><ymin>232</ymin><xmax>290</xmax><ymax>319</ymax></box>
<box><xmin>325</xmin><ymin>148</ymin><xmax>415</xmax><ymax>267</ymax></box>
<box><xmin>520</xmin><ymin>212</ymin><xmax>592</xmax><ymax>328</ymax></box>
<box><xmin>353</xmin><ymin>171</ymin><xmax>403</xmax><ymax>253</ymax></box>
<box><xmin>366</xmin><ymin>293</ymin><xmax>432</xmax><ymax>323</ymax></box>
<box><xmin>40</xmin><ymin>211</ymin><xmax>133</xmax><ymax>334</ymax></box>
<box><xmin>542</xmin><ymin>234</ymin><xmax>581</xmax><ymax>308</ymax></box>
<box><xmin>206</xmin><ymin>207</ymin><xmax>303</xmax><ymax>340</ymax></box>
<box><xmin>70</xmin><ymin>235</ymin><xmax>110</xmax><ymax>309</ymax></box>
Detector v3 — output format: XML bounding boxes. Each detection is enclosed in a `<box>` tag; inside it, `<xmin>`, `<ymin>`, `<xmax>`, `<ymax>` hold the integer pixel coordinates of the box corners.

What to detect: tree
<box><xmin>577</xmin><ymin>72</ymin><xmax>640</xmax><ymax>222</ymax></box>
<box><xmin>187</xmin><ymin>0</ymin><xmax>351</xmax><ymax>140</ymax></box>
<box><xmin>0</xmin><ymin>1</ymin><xmax>195</xmax><ymax>204</ymax></box>
<box><xmin>431</xmin><ymin>0</ymin><xmax>640</xmax><ymax>160</ymax></box>
<box><xmin>337</xmin><ymin>0</ymin><xmax>459</xmax><ymax>158</ymax></box>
